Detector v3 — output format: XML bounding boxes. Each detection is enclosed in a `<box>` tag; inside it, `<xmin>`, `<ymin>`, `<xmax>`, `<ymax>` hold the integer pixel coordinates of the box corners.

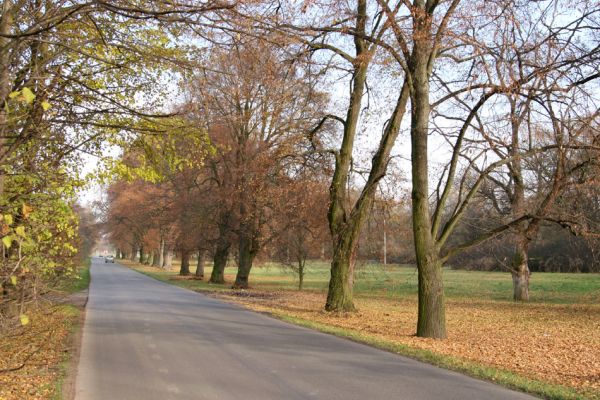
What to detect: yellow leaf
<box><xmin>21</xmin><ymin>87</ymin><xmax>35</xmax><ymax>104</ymax></box>
<box><xmin>1</xmin><ymin>235</ymin><xmax>12</xmax><ymax>248</ymax></box>
<box><xmin>41</xmin><ymin>101</ymin><xmax>51</xmax><ymax>111</ymax></box>
<box><xmin>22</xmin><ymin>203</ymin><xmax>32</xmax><ymax>219</ymax></box>
<box><xmin>4</xmin><ymin>214</ymin><xmax>13</xmax><ymax>225</ymax></box>
<box><xmin>19</xmin><ymin>314</ymin><xmax>30</xmax><ymax>326</ymax></box>
<box><xmin>10</xmin><ymin>275</ymin><xmax>17</xmax><ymax>286</ymax></box>
<box><xmin>15</xmin><ymin>226</ymin><xmax>25</xmax><ymax>237</ymax></box>
<box><xmin>9</xmin><ymin>90</ymin><xmax>20</xmax><ymax>99</ymax></box>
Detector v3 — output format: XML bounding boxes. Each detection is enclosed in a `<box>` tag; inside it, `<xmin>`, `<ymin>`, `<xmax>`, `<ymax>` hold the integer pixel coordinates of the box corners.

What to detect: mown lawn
<box><xmin>122</xmin><ymin>259</ymin><xmax>600</xmax><ymax>400</ymax></box>
<box><xmin>132</xmin><ymin>259</ymin><xmax>600</xmax><ymax>304</ymax></box>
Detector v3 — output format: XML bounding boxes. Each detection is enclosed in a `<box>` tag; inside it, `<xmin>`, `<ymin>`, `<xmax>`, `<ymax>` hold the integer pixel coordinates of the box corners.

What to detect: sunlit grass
<box><xmin>137</xmin><ymin>259</ymin><xmax>600</xmax><ymax>304</ymax></box>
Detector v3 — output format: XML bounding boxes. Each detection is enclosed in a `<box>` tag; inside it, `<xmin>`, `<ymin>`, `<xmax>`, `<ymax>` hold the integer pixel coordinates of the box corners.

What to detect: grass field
<box><xmin>130</xmin><ymin>260</ymin><xmax>600</xmax><ymax>304</ymax></box>
<box><xmin>123</xmin><ymin>259</ymin><xmax>600</xmax><ymax>400</ymax></box>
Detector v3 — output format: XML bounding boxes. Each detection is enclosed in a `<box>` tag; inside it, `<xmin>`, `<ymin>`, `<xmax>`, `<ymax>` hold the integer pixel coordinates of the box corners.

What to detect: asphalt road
<box><xmin>75</xmin><ymin>258</ymin><xmax>537</xmax><ymax>400</ymax></box>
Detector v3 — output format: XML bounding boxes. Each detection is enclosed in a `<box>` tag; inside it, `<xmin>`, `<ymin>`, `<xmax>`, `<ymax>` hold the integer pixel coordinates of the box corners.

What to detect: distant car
<box><xmin>105</xmin><ymin>255</ymin><xmax>114</xmax><ymax>263</ymax></box>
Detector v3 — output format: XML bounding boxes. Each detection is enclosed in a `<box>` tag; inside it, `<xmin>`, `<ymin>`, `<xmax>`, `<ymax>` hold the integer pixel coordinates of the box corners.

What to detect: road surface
<box><xmin>75</xmin><ymin>258</ymin><xmax>537</xmax><ymax>400</ymax></box>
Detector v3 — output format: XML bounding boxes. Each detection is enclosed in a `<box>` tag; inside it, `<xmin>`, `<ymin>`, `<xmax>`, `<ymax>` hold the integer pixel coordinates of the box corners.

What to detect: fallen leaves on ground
<box><xmin>208</xmin><ymin>288</ymin><xmax>600</xmax><ymax>395</ymax></box>
<box><xmin>0</xmin><ymin>306</ymin><xmax>77</xmax><ymax>400</ymax></box>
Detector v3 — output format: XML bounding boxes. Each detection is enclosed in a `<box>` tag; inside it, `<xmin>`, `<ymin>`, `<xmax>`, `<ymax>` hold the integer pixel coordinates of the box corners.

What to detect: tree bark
<box><xmin>210</xmin><ymin>239</ymin><xmax>230</xmax><ymax>284</ymax></box>
<box><xmin>152</xmin><ymin>248</ymin><xmax>160</xmax><ymax>267</ymax></box>
<box><xmin>179</xmin><ymin>250</ymin><xmax>191</xmax><ymax>276</ymax></box>
<box><xmin>210</xmin><ymin>213</ymin><xmax>232</xmax><ymax>284</ymax></box>
<box><xmin>298</xmin><ymin>260</ymin><xmax>305</xmax><ymax>291</ymax></box>
<box><xmin>162</xmin><ymin>248</ymin><xmax>173</xmax><ymax>269</ymax></box>
<box><xmin>410</xmin><ymin>7</ymin><xmax>447</xmax><ymax>338</ymax></box>
<box><xmin>511</xmin><ymin>238</ymin><xmax>531</xmax><ymax>301</ymax></box>
<box><xmin>325</xmin><ymin>0</ymin><xmax>369</xmax><ymax>311</ymax></box>
<box><xmin>326</xmin><ymin>236</ymin><xmax>357</xmax><ymax>311</ymax></box>
<box><xmin>158</xmin><ymin>236</ymin><xmax>165</xmax><ymax>268</ymax></box>
<box><xmin>195</xmin><ymin>250</ymin><xmax>205</xmax><ymax>278</ymax></box>
<box><xmin>0</xmin><ymin>1</ymin><xmax>14</xmax><ymax>197</ymax></box>
<box><xmin>233</xmin><ymin>232</ymin><xmax>257</xmax><ymax>289</ymax></box>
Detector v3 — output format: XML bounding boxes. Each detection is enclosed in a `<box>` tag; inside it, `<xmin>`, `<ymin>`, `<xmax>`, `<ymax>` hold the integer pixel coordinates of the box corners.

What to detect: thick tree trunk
<box><xmin>195</xmin><ymin>250</ymin><xmax>205</xmax><ymax>278</ymax></box>
<box><xmin>138</xmin><ymin>245</ymin><xmax>144</xmax><ymax>263</ymax></box>
<box><xmin>210</xmin><ymin>240</ymin><xmax>230</xmax><ymax>284</ymax></box>
<box><xmin>233</xmin><ymin>233</ymin><xmax>257</xmax><ymax>289</ymax></box>
<box><xmin>325</xmin><ymin>239</ymin><xmax>356</xmax><ymax>311</ymax></box>
<box><xmin>410</xmin><ymin>14</ymin><xmax>446</xmax><ymax>338</ymax></box>
<box><xmin>162</xmin><ymin>248</ymin><xmax>173</xmax><ymax>269</ymax></box>
<box><xmin>179</xmin><ymin>250</ymin><xmax>191</xmax><ymax>276</ymax></box>
<box><xmin>416</xmin><ymin>250</ymin><xmax>446</xmax><ymax>338</ymax></box>
<box><xmin>511</xmin><ymin>239</ymin><xmax>530</xmax><ymax>301</ymax></box>
<box><xmin>129</xmin><ymin>245</ymin><xmax>137</xmax><ymax>261</ymax></box>
<box><xmin>152</xmin><ymin>248</ymin><xmax>160</xmax><ymax>267</ymax></box>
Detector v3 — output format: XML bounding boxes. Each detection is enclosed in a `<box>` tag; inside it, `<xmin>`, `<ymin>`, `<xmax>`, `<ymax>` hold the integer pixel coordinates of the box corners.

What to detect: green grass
<box><xmin>58</xmin><ymin>258</ymin><xmax>91</xmax><ymax>294</ymax></box>
<box><xmin>147</xmin><ymin>260</ymin><xmax>600</xmax><ymax>305</ymax></box>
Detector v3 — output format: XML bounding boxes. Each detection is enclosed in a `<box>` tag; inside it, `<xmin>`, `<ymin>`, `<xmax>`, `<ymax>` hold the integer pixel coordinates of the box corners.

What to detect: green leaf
<box><xmin>15</xmin><ymin>226</ymin><xmax>25</xmax><ymax>237</ymax></box>
<box><xmin>10</xmin><ymin>275</ymin><xmax>17</xmax><ymax>286</ymax></box>
<box><xmin>4</xmin><ymin>214</ymin><xmax>13</xmax><ymax>225</ymax></box>
<box><xmin>1</xmin><ymin>235</ymin><xmax>12</xmax><ymax>248</ymax></box>
<box><xmin>21</xmin><ymin>87</ymin><xmax>35</xmax><ymax>104</ymax></box>
<box><xmin>19</xmin><ymin>314</ymin><xmax>30</xmax><ymax>326</ymax></box>
<box><xmin>9</xmin><ymin>90</ymin><xmax>20</xmax><ymax>99</ymax></box>
<box><xmin>41</xmin><ymin>101</ymin><xmax>51</xmax><ymax>111</ymax></box>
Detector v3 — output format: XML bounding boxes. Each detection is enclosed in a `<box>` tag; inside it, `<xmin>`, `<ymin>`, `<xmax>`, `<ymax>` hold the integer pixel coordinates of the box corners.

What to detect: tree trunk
<box><xmin>325</xmin><ymin>239</ymin><xmax>356</xmax><ymax>311</ymax></box>
<box><xmin>158</xmin><ymin>236</ymin><xmax>165</xmax><ymax>268</ymax></box>
<box><xmin>416</xmin><ymin>250</ymin><xmax>446</xmax><ymax>338</ymax></box>
<box><xmin>511</xmin><ymin>239</ymin><xmax>530</xmax><ymax>301</ymax></box>
<box><xmin>0</xmin><ymin>1</ymin><xmax>14</xmax><ymax>197</ymax></box>
<box><xmin>129</xmin><ymin>245</ymin><xmax>137</xmax><ymax>261</ymax></box>
<box><xmin>233</xmin><ymin>233</ymin><xmax>257</xmax><ymax>289</ymax></box>
<box><xmin>195</xmin><ymin>250</ymin><xmax>205</xmax><ymax>278</ymax></box>
<box><xmin>152</xmin><ymin>248</ymin><xmax>160</xmax><ymax>267</ymax></box>
<box><xmin>410</xmin><ymin>13</ymin><xmax>446</xmax><ymax>338</ymax></box>
<box><xmin>324</xmin><ymin>2</ymin><xmax>369</xmax><ymax>311</ymax></box>
<box><xmin>138</xmin><ymin>245</ymin><xmax>144</xmax><ymax>263</ymax></box>
<box><xmin>210</xmin><ymin>239</ymin><xmax>230</xmax><ymax>284</ymax></box>
<box><xmin>298</xmin><ymin>258</ymin><xmax>305</xmax><ymax>291</ymax></box>
<box><xmin>162</xmin><ymin>248</ymin><xmax>173</xmax><ymax>269</ymax></box>
<box><xmin>179</xmin><ymin>250</ymin><xmax>191</xmax><ymax>276</ymax></box>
